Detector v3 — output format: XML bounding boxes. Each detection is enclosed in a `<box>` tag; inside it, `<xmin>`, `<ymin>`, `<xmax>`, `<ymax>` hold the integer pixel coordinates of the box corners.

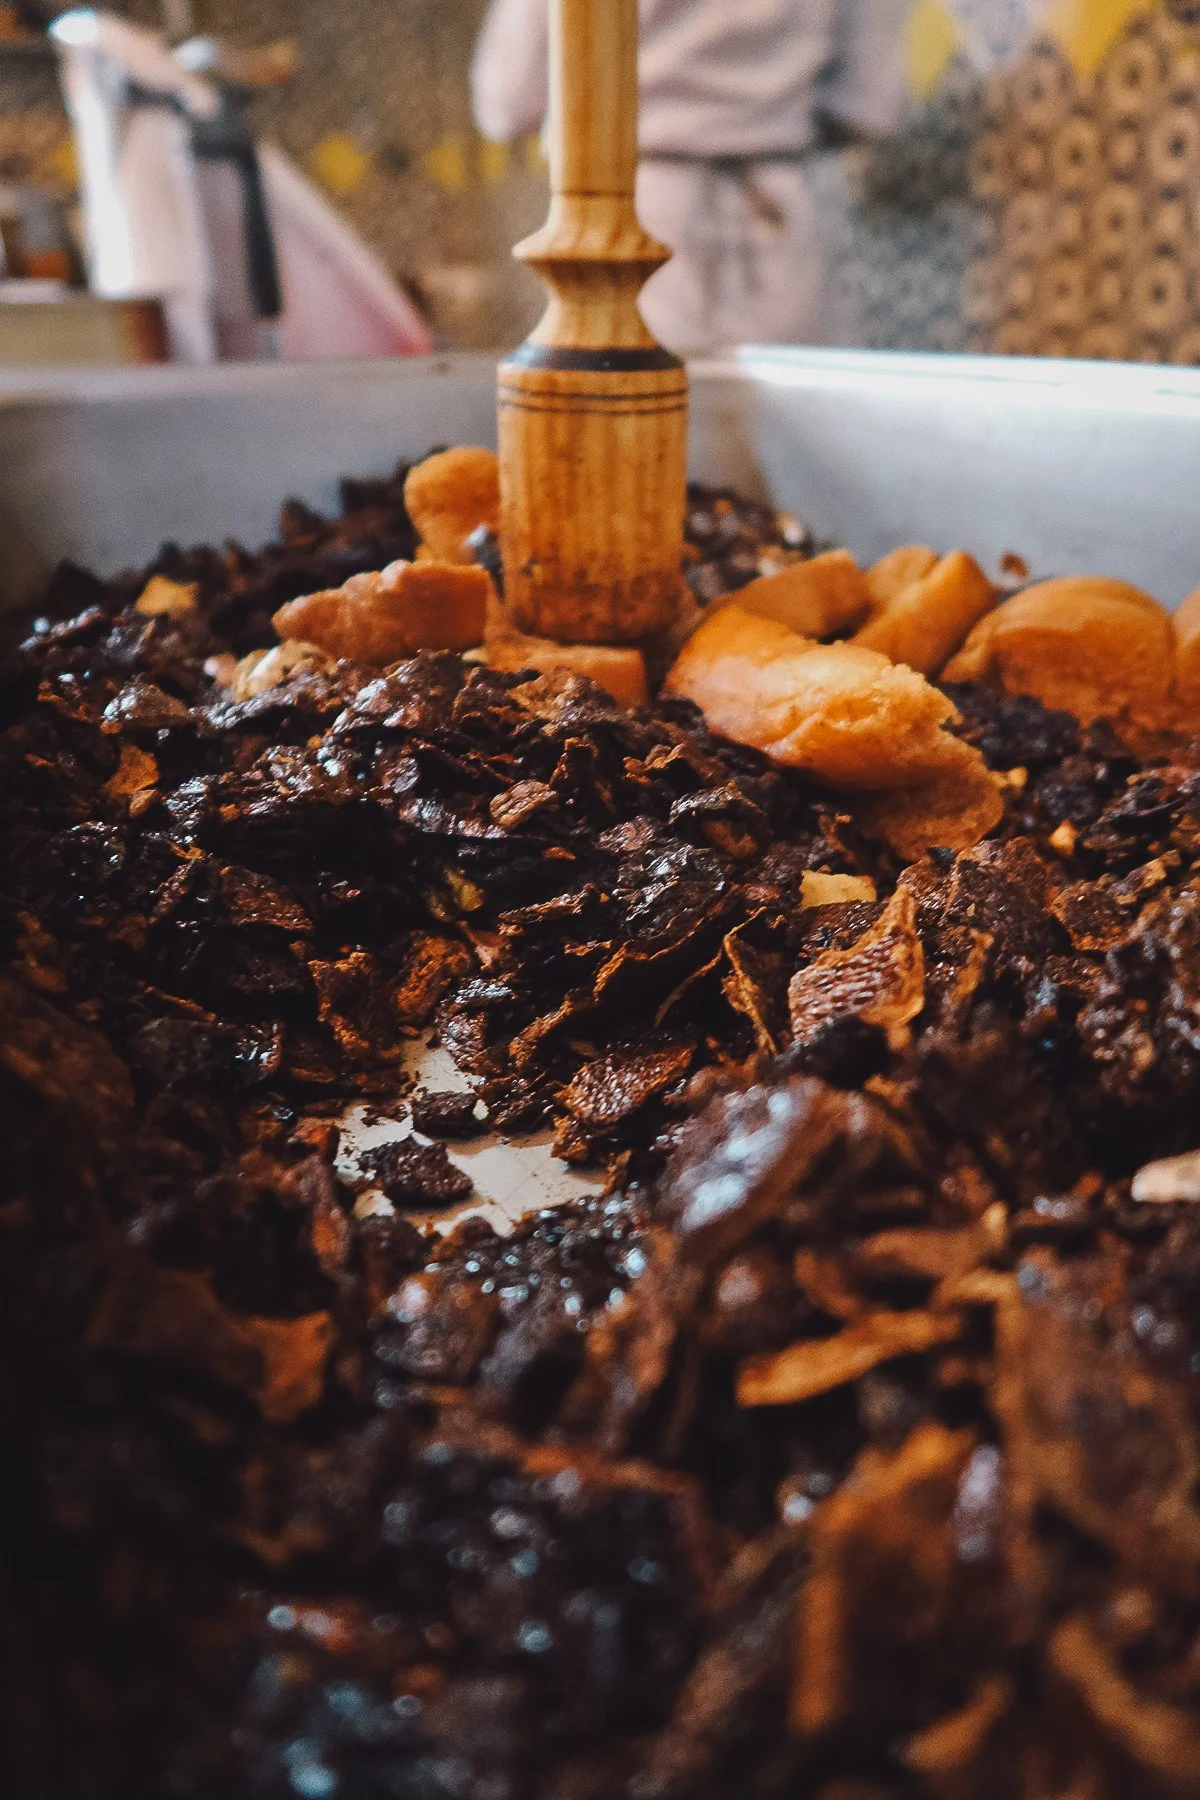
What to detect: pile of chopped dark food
<box><xmin>6</xmin><ymin>464</ymin><xmax>1200</xmax><ymax>1800</ymax></box>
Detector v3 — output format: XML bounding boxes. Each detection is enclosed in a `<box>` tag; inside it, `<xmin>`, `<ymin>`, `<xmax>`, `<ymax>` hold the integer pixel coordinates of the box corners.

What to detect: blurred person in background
<box><xmin>472</xmin><ymin>0</ymin><xmax>910</xmax><ymax>351</ymax></box>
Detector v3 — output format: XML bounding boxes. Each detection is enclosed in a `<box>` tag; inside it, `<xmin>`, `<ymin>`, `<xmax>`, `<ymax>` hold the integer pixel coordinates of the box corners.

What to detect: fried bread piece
<box><xmin>1174</xmin><ymin>585</ymin><xmax>1200</xmax><ymax>712</ymax></box>
<box><xmin>853</xmin><ymin>550</ymin><xmax>995</xmax><ymax>676</ymax></box>
<box><xmin>1017</xmin><ymin>575</ymin><xmax>1163</xmax><ymax>612</ymax></box>
<box><xmin>230</xmin><ymin>639</ymin><xmax>335</xmax><ymax>700</ymax></box>
<box><xmin>866</xmin><ymin>545</ymin><xmax>939</xmax><ymax>610</ymax></box>
<box><xmin>718</xmin><ymin>549</ymin><xmax>873</xmax><ymax>640</ymax></box>
<box><xmin>665</xmin><ymin>605</ymin><xmax>971</xmax><ymax>790</ymax></box>
<box><xmin>488</xmin><ymin>625</ymin><xmax>649</xmax><ymax>708</ymax></box>
<box><xmin>943</xmin><ymin>576</ymin><xmax>1174</xmax><ymax>728</ymax></box>
<box><xmin>274</xmin><ymin>561</ymin><xmax>490</xmax><ymax>665</ymax></box>
<box><xmin>404</xmin><ymin>447</ymin><xmax>500</xmax><ymax>564</ymax></box>
<box><xmin>135</xmin><ymin>574</ymin><xmax>198</xmax><ymax>617</ymax></box>
<box><xmin>857</xmin><ymin>737</ymin><xmax>1004</xmax><ymax>859</ymax></box>
<box><xmin>799</xmin><ymin>872</ymin><xmax>878</xmax><ymax>909</ymax></box>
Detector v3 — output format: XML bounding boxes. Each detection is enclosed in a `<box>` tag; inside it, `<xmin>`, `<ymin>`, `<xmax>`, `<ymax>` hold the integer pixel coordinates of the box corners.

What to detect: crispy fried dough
<box><xmin>866</xmin><ymin>545</ymin><xmax>939</xmax><ymax>610</ymax></box>
<box><xmin>231</xmin><ymin>639</ymin><xmax>335</xmax><ymax>700</ymax></box>
<box><xmin>273</xmin><ymin>561</ymin><xmax>490</xmax><ymax>665</ymax></box>
<box><xmin>135</xmin><ymin>574</ymin><xmax>198</xmax><ymax>617</ymax></box>
<box><xmin>944</xmin><ymin>577</ymin><xmax>1174</xmax><ymax>728</ymax></box>
<box><xmin>719</xmin><ymin>549</ymin><xmax>873</xmax><ymax>640</ymax></box>
<box><xmin>1131</xmin><ymin>1149</ymin><xmax>1200</xmax><ymax>1204</ymax></box>
<box><xmin>665</xmin><ymin>605</ymin><xmax>967</xmax><ymax>790</ymax></box>
<box><xmin>488</xmin><ymin>628</ymin><xmax>649</xmax><ymax>709</ymax></box>
<box><xmin>1013</xmin><ymin>575</ymin><xmax>1163</xmax><ymax>612</ymax></box>
<box><xmin>404</xmin><ymin>447</ymin><xmax>500</xmax><ymax>564</ymax></box>
<box><xmin>858</xmin><ymin>738</ymin><xmax>1005</xmax><ymax>859</ymax></box>
<box><xmin>485</xmin><ymin>584</ymin><xmax>648</xmax><ymax>710</ymax></box>
<box><xmin>853</xmin><ymin>550</ymin><xmax>995</xmax><ymax>676</ymax></box>
<box><xmin>1175</xmin><ymin>585</ymin><xmax>1200</xmax><ymax>712</ymax></box>
<box><xmin>799</xmin><ymin>872</ymin><xmax>878</xmax><ymax>910</ymax></box>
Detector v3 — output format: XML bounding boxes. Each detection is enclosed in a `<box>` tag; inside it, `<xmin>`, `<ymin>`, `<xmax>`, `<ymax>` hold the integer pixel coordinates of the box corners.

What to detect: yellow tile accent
<box><xmin>479</xmin><ymin>138</ymin><xmax>509</xmax><ymax>186</ymax></box>
<box><xmin>422</xmin><ymin>134</ymin><xmax>469</xmax><ymax>194</ymax></box>
<box><xmin>309</xmin><ymin>131</ymin><xmax>372</xmax><ymax>198</ymax></box>
<box><xmin>525</xmin><ymin>133</ymin><xmax>549</xmax><ymax>175</ymax></box>
<box><xmin>906</xmin><ymin>0</ymin><xmax>961</xmax><ymax>101</ymax></box>
<box><xmin>1042</xmin><ymin>0</ymin><xmax>1152</xmax><ymax>78</ymax></box>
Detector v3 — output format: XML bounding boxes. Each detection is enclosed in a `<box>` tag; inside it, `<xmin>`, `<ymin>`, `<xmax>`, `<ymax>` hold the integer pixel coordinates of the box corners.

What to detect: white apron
<box><xmin>471</xmin><ymin>0</ymin><xmax>909</xmax><ymax>349</ymax></box>
<box><xmin>636</xmin><ymin>157</ymin><xmax>825</xmax><ymax>351</ymax></box>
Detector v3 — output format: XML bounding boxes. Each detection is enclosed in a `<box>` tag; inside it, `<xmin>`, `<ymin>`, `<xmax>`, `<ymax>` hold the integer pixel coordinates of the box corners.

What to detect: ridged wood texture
<box><xmin>497</xmin><ymin>0</ymin><xmax>689</xmax><ymax>644</ymax></box>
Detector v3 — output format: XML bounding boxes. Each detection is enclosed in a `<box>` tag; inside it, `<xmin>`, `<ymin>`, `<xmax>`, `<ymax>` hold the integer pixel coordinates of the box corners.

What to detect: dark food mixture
<box><xmin>5</xmin><ymin>468</ymin><xmax>1200</xmax><ymax>1800</ymax></box>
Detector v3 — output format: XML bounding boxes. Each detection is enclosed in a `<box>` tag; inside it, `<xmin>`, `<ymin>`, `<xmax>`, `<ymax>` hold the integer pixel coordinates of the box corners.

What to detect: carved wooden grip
<box><xmin>497</xmin><ymin>0</ymin><xmax>689</xmax><ymax>645</ymax></box>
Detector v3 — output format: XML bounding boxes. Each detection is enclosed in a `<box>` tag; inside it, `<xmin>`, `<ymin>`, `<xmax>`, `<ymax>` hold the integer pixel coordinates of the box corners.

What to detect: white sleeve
<box><xmin>817</xmin><ymin>0</ymin><xmax>911</xmax><ymax>139</ymax></box>
<box><xmin>470</xmin><ymin>0</ymin><xmax>551</xmax><ymax>144</ymax></box>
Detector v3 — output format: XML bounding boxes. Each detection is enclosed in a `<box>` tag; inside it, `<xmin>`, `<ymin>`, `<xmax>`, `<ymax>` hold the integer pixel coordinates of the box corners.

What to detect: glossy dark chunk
<box><xmin>359</xmin><ymin>1137</ymin><xmax>474</xmax><ymax>1209</ymax></box>
<box><xmin>410</xmin><ymin>1086</ymin><xmax>486</xmax><ymax>1139</ymax></box>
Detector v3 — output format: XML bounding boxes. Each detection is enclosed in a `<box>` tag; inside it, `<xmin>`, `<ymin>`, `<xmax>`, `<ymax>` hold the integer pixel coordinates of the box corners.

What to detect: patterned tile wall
<box><xmin>6</xmin><ymin>1</ymin><xmax>1200</xmax><ymax>359</ymax></box>
<box><xmin>818</xmin><ymin>58</ymin><xmax>985</xmax><ymax>353</ymax></box>
<box><xmin>860</xmin><ymin>0</ymin><xmax>1200</xmax><ymax>363</ymax></box>
<box><xmin>965</xmin><ymin>7</ymin><xmax>1200</xmax><ymax>362</ymax></box>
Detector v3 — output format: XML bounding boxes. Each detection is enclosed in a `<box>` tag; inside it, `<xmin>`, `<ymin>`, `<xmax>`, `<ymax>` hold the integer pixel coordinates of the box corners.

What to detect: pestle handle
<box><xmin>515</xmin><ymin>0</ymin><xmax>666</xmax><ymax>352</ymax></box>
<box><xmin>497</xmin><ymin>0</ymin><xmax>689</xmax><ymax>644</ymax></box>
<box><xmin>550</xmin><ymin>0</ymin><xmax>639</xmax><ymax>200</ymax></box>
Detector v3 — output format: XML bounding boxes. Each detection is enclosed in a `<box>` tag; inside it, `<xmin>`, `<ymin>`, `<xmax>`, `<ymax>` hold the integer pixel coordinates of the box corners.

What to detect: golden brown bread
<box><xmin>231</xmin><ymin>640</ymin><xmax>335</xmax><ymax>700</ymax></box>
<box><xmin>1008</xmin><ymin>575</ymin><xmax>1163</xmax><ymax>612</ymax></box>
<box><xmin>787</xmin><ymin>886</ymin><xmax>926</xmax><ymax>1050</ymax></box>
<box><xmin>667</xmin><ymin>605</ymin><xmax>970</xmax><ymax>790</ymax></box>
<box><xmin>800</xmin><ymin>872</ymin><xmax>878</xmax><ymax>909</ymax></box>
<box><xmin>488</xmin><ymin>628</ymin><xmax>649</xmax><ymax>709</ymax></box>
<box><xmin>856</xmin><ymin>738</ymin><xmax>1004</xmax><ymax>859</ymax></box>
<box><xmin>866</xmin><ymin>545</ymin><xmax>939</xmax><ymax>611</ymax></box>
<box><xmin>1174</xmin><ymin>586</ymin><xmax>1200</xmax><ymax>712</ymax></box>
<box><xmin>719</xmin><ymin>549</ymin><xmax>873</xmax><ymax>640</ymax></box>
<box><xmin>665</xmin><ymin>604</ymin><xmax>1000</xmax><ymax>855</ymax></box>
<box><xmin>853</xmin><ymin>551</ymin><xmax>995</xmax><ymax>676</ymax></box>
<box><xmin>273</xmin><ymin>561</ymin><xmax>490</xmax><ymax>665</ymax></box>
<box><xmin>404</xmin><ymin>447</ymin><xmax>500</xmax><ymax>565</ymax></box>
<box><xmin>943</xmin><ymin>576</ymin><xmax>1174</xmax><ymax>728</ymax></box>
<box><xmin>136</xmin><ymin>575</ymin><xmax>199</xmax><ymax>617</ymax></box>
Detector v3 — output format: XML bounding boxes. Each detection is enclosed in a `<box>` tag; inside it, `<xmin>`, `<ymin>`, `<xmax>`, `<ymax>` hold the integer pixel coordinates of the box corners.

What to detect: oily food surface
<box><xmin>6</xmin><ymin>473</ymin><xmax>1200</xmax><ymax>1799</ymax></box>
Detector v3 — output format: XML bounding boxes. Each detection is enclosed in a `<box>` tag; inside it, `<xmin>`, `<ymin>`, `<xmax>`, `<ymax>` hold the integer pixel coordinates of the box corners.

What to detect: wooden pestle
<box><xmin>498</xmin><ymin>0</ymin><xmax>689</xmax><ymax>645</ymax></box>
